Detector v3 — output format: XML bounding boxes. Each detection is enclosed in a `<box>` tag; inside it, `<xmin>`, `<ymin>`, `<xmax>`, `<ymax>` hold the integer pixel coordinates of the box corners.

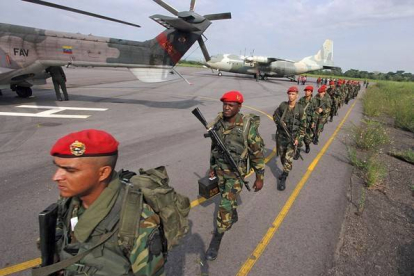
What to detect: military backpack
<box><xmin>119</xmin><ymin>166</ymin><xmax>191</xmax><ymax>252</ymax></box>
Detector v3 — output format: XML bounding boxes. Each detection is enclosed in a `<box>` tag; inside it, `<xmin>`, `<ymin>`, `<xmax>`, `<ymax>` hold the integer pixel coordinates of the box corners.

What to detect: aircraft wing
<box><xmin>268</xmin><ymin>57</ymin><xmax>296</xmax><ymax>63</ymax></box>
<box><xmin>323</xmin><ymin>65</ymin><xmax>341</xmax><ymax>70</ymax></box>
<box><xmin>248</xmin><ymin>57</ymin><xmax>296</xmax><ymax>64</ymax></box>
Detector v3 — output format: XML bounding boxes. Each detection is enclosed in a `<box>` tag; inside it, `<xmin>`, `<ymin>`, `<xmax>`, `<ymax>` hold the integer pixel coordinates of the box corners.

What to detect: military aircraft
<box><xmin>0</xmin><ymin>0</ymin><xmax>230</xmax><ymax>98</ymax></box>
<box><xmin>205</xmin><ymin>39</ymin><xmax>336</xmax><ymax>81</ymax></box>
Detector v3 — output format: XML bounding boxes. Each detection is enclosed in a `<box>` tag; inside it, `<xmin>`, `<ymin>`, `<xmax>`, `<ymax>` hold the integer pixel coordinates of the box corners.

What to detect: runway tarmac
<box><xmin>0</xmin><ymin>67</ymin><xmax>363</xmax><ymax>275</ymax></box>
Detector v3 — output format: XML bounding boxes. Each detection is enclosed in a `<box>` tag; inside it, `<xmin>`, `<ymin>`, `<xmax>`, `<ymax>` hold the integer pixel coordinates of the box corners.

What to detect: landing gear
<box><xmin>218</xmin><ymin>71</ymin><xmax>222</xmax><ymax>76</ymax></box>
<box><xmin>11</xmin><ymin>85</ymin><xmax>32</xmax><ymax>98</ymax></box>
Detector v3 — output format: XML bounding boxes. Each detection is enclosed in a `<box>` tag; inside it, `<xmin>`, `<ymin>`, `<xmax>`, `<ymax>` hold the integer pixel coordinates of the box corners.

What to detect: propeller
<box><xmin>153</xmin><ymin>0</ymin><xmax>231</xmax><ymax>62</ymax></box>
<box><xmin>22</xmin><ymin>0</ymin><xmax>141</xmax><ymax>28</ymax></box>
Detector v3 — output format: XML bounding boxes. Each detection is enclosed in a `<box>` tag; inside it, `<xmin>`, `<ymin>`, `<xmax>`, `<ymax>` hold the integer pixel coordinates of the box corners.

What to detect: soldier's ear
<box><xmin>98</xmin><ymin>165</ymin><xmax>113</xmax><ymax>183</ymax></box>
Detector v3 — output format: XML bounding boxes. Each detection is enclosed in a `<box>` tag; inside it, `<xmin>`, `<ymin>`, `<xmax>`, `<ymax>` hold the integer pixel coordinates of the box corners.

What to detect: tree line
<box><xmin>313</xmin><ymin>68</ymin><xmax>414</xmax><ymax>82</ymax></box>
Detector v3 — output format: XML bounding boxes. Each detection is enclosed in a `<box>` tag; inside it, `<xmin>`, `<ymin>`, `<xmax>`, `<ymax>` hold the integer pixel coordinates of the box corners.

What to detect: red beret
<box><xmin>304</xmin><ymin>85</ymin><xmax>314</xmax><ymax>92</ymax></box>
<box><xmin>287</xmin><ymin>86</ymin><xmax>299</xmax><ymax>93</ymax></box>
<box><xmin>50</xmin><ymin>129</ymin><xmax>119</xmax><ymax>158</ymax></box>
<box><xmin>329</xmin><ymin>81</ymin><xmax>335</xmax><ymax>85</ymax></box>
<box><xmin>220</xmin><ymin>90</ymin><xmax>243</xmax><ymax>104</ymax></box>
<box><xmin>318</xmin><ymin>85</ymin><xmax>327</xmax><ymax>93</ymax></box>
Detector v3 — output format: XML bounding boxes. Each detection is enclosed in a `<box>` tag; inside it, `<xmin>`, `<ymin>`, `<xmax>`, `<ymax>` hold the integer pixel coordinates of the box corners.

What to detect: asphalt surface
<box><xmin>0</xmin><ymin>67</ymin><xmax>363</xmax><ymax>276</ymax></box>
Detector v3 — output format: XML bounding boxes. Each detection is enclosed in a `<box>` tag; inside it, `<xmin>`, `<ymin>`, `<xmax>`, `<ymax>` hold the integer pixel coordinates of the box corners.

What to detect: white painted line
<box><xmin>16</xmin><ymin>105</ymin><xmax>108</xmax><ymax>111</ymax></box>
<box><xmin>0</xmin><ymin>112</ymin><xmax>89</xmax><ymax>119</ymax></box>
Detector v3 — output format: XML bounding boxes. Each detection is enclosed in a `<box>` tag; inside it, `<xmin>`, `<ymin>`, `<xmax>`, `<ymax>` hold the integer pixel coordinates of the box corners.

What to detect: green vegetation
<box><xmin>177</xmin><ymin>60</ymin><xmax>204</xmax><ymax>68</ymax></box>
<box><xmin>388</xmin><ymin>149</ymin><xmax>414</xmax><ymax>165</ymax></box>
<box><xmin>363</xmin><ymin>82</ymin><xmax>414</xmax><ymax>132</ymax></box>
<box><xmin>364</xmin><ymin>156</ymin><xmax>387</xmax><ymax>187</ymax></box>
<box><xmin>347</xmin><ymin>147</ymin><xmax>387</xmax><ymax>188</ymax></box>
<box><xmin>350</xmin><ymin>120</ymin><xmax>390</xmax><ymax>151</ymax></box>
<box><xmin>347</xmin><ymin>119</ymin><xmax>390</xmax><ymax>188</ymax></box>
<box><xmin>310</xmin><ymin>69</ymin><xmax>414</xmax><ymax>82</ymax></box>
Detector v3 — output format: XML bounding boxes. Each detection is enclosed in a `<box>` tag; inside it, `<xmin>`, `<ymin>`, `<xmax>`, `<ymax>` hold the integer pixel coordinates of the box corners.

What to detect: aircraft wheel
<box><xmin>15</xmin><ymin>86</ymin><xmax>32</xmax><ymax>98</ymax></box>
<box><xmin>264</xmin><ymin>76</ymin><xmax>268</xmax><ymax>80</ymax></box>
<box><xmin>218</xmin><ymin>72</ymin><xmax>222</xmax><ymax>76</ymax></box>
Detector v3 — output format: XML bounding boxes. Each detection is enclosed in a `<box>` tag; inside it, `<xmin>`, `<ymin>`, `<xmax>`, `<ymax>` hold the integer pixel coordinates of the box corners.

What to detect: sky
<box><xmin>1</xmin><ymin>0</ymin><xmax>414</xmax><ymax>73</ymax></box>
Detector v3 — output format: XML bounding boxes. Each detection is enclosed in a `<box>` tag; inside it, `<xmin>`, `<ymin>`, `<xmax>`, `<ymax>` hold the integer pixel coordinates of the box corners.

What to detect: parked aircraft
<box><xmin>0</xmin><ymin>0</ymin><xmax>231</xmax><ymax>97</ymax></box>
<box><xmin>205</xmin><ymin>39</ymin><xmax>336</xmax><ymax>81</ymax></box>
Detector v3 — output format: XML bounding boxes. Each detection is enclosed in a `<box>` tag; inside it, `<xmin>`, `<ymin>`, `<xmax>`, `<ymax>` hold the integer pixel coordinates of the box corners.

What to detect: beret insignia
<box><xmin>70</xmin><ymin>141</ymin><xmax>86</xmax><ymax>156</ymax></box>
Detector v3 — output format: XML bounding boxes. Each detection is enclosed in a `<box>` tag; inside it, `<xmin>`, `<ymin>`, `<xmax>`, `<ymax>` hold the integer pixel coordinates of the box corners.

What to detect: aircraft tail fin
<box><xmin>314</xmin><ymin>39</ymin><xmax>334</xmax><ymax>66</ymax></box>
<box><xmin>299</xmin><ymin>39</ymin><xmax>334</xmax><ymax>67</ymax></box>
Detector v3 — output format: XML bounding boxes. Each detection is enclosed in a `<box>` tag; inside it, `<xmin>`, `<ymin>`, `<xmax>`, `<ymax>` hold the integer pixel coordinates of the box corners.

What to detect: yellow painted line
<box><xmin>0</xmin><ymin>258</ymin><xmax>41</xmax><ymax>276</ymax></box>
<box><xmin>237</xmin><ymin>99</ymin><xmax>358</xmax><ymax>276</ymax></box>
<box><xmin>0</xmin><ymin>101</ymin><xmax>276</xmax><ymax>276</ymax></box>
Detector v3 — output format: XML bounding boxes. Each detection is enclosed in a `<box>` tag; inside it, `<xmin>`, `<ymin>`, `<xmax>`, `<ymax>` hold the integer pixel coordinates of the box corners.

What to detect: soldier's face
<box><xmin>288</xmin><ymin>92</ymin><xmax>298</xmax><ymax>102</ymax></box>
<box><xmin>304</xmin><ymin>90</ymin><xmax>312</xmax><ymax>97</ymax></box>
<box><xmin>222</xmin><ymin>102</ymin><xmax>241</xmax><ymax>118</ymax></box>
<box><xmin>52</xmin><ymin>157</ymin><xmax>103</xmax><ymax>199</ymax></box>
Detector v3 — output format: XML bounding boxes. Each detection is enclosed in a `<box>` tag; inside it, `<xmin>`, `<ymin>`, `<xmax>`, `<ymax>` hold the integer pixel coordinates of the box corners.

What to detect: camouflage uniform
<box><xmin>273</xmin><ymin>102</ymin><xmax>306</xmax><ymax>174</ymax></box>
<box><xmin>313</xmin><ymin>93</ymin><xmax>332</xmax><ymax>140</ymax></box>
<box><xmin>327</xmin><ymin>87</ymin><xmax>339</xmax><ymax>120</ymax></box>
<box><xmin>210</xmin><ymin>112</ymin><xmax>265</xmax><ymax>233</ymax></box>
<box><xmin>298</xmin><ymin>96</ymin><xmax>316</xmax><ymax>148</ymax></box>
<box><xmin>56</xmin><ymin>173</ymin><xmax>165</xmax><ymax>276</ymax></box>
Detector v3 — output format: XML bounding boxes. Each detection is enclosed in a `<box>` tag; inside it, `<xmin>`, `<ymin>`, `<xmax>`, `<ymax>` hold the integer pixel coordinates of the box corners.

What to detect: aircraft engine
<box><xmin>244</xmin><ymin>56</ymin><xmax>269</xmax><ymax>63</ymax></box>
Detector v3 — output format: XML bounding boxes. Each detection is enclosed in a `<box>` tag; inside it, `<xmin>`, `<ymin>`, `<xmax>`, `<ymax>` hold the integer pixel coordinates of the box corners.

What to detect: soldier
<box><xmin>312</xmin><ymin>85</ymin><xmax>332</xmax><ymax>145</ymax></box>
<box><xmin>46</xmin><ymin>66</ymin><xmax>69</xmax><ymax>101</ymax></box>
<box><xmin>297</xmin><ymin>85</ymin><xmax>316</xmax><ymax>155</ymax></box>
<box><xmin>273</xmin><ymin>86</ymin><xmax>306</xmax><ymax>191</ymax></box>
<box><xmin>327</xmin><ymin>81</ymin><xmax>339</xmax><ymax>122</ymax></box>
<box><xmin>206</xmin><ymin>91</ymin><xmax>265</xmax><ymax>261</ymax></box>
<box><xmin>44</xmin><ymin>129</ymin><xmax>165</xmax><ymax>275</ymax></box>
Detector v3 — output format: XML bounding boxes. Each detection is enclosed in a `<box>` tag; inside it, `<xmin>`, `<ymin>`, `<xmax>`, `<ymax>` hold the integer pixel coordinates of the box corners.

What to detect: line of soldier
<box><xmin>34</xmin><ymin>83</ymin><xmax>361</xmax><ymax>275</ymax></box>
<box><xmin>274</xmin><ymin>80</ymin><xmax>361</xmax><ymax>191</ymax></box>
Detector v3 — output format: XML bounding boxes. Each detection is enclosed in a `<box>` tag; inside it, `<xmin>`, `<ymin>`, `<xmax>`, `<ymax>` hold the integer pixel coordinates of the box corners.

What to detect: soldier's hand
<box><xmin>318</xmin><ymin>108</ymin><xmax>323</xmax><ymax>113</ymax></box>
<box><xmin>294</xmin><ymin>139</ymin><xmax>299</xmax><ymax>146</ymax></box>
<box><xmin>311</xmin><ymin>123</ymin><xmax>315</xmax><ymax>128</ymax></box>
<box><xmin>209</xmin><ymin>169</ymin><xmax>215</xmax><ymax>178</ymax></box>
<box><xmin>253</xmin><ymin>178</ymin><xmax>263</xmax><ymax>192</ymax></box>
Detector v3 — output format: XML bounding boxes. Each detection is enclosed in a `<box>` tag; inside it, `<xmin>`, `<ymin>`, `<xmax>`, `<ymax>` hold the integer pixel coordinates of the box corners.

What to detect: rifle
<box><xmin>273</xmin><ymin>112</ymin><xmax>303</xmax><ymax>161</ymax></box>
<box><xmin>38</xmin><ymin>203</ymin><xmax>59</xmax><ymax>275</ymax></box>
<box><xmin>192</xmin><ymin>107</ymin><xmax>251</xmax><ymax>191</ymax></box>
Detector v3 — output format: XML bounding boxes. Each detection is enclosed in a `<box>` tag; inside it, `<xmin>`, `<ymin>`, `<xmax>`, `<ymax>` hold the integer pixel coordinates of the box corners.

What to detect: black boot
<box><xmin>206</xmin><ymin>230</ymin><xmax>224</xmax><ymax>261</ymax></box>
<box><xmin>329</xmin><ymin>116</ymin><xmax>333</xmax><ymax>122</ymax></box>
<box><xmin>278</xmin><ymin>172</ymin><xmax>288</xmax><ymax>191</ymax></box>
<box><xmin>313</xmin><ymin>136</ymin><xmax>319</xmax><ymax>145</ymax></box>
<box><xmin>293</xmin><ymin>149</ymin><xmax>301</xmax><ymax>160</ymax></box>
<box><xmin>305</xmin><ymin>143</ymin><xmax>310</xmax><ymax>153</ymax></box>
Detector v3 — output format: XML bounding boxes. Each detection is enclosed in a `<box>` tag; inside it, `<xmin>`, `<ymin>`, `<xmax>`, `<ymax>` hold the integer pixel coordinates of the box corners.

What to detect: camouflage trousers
<box><xmin>215</xmin><ymin>168</ymin><xmax>243</xmax><ymax>233</ymax></box>
<box><xmin>316</xmin><ymin>115</ymin><xmax>329</xmax><ymax>136</ymax></box>
<box><xmin>299</xmin><ymin>123</ymin><xmax>314</xmax><ymax>147</ymax></box>
<box><xmin>303</xmin><ymin>126</ymin><xmax>314</xmax><ymax>146</ymax></box>
<box><xmin>277</xmin><ymin>135</ymin><xmax>296</xmax><ymax>173</ymax></box>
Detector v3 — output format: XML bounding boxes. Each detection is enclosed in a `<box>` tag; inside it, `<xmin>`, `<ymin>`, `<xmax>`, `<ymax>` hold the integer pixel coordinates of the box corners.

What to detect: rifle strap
<box><xmin>32</xmin><ymin>228</ymin><xmax>118</xmax><ymax>276</ymax></box>
<box><xmin>280</xmin><ymin>103</ymin><xmax>288</xmax><ymax>123</ymax></box>
<box><xmin>240</xmin><ymin>114</ymin><xmax>252</xmax><ymax>160</ymax></box>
